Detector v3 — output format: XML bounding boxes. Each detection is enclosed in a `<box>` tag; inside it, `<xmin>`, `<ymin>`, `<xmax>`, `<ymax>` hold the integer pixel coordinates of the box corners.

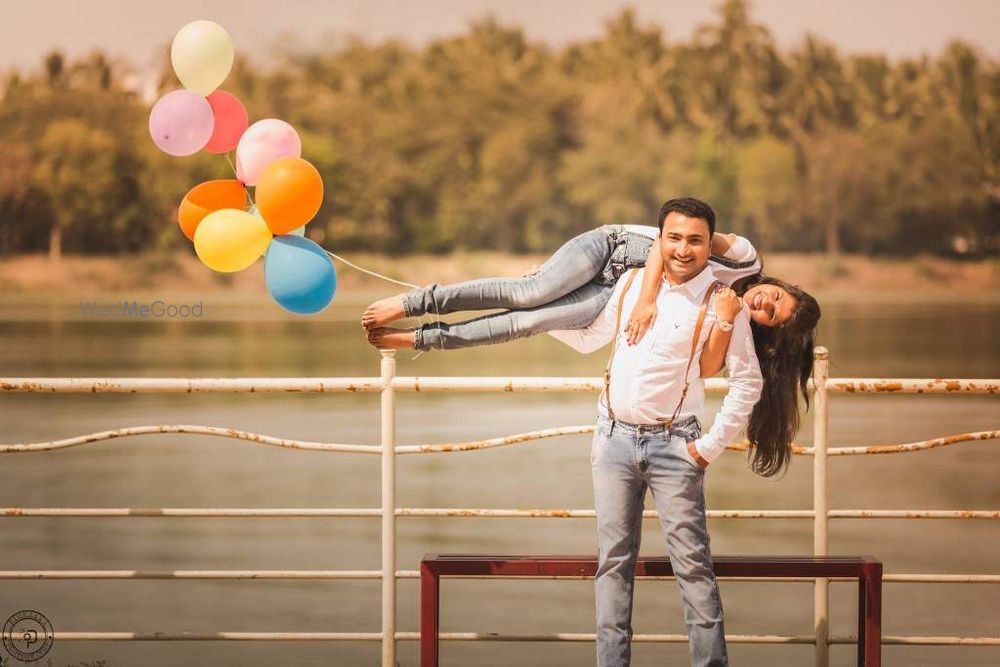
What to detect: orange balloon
<box><xmin>255</xmin><ymin>157</ymin><xmax>324</xmax><ymax>235</ymax></box>
<box><xmin>178</xmin><ymin>180</ymin><xmax>248</xmax><ymax>240</ymax></box>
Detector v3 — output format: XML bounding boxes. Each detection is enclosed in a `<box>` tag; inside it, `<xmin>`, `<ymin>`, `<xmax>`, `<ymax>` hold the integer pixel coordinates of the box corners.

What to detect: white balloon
<box><xmin>171</xmin><ymin>20</ymin><xmax>234</xmax><ymax>96</ymax></box>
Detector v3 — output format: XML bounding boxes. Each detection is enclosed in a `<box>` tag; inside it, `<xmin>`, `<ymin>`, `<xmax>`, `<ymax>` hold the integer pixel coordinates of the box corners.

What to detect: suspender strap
<box><xmin>603</xmin><ymin>269</ymin><xmax>640</xmax><ymax>421</ymax></box>
<box><xmin>603</xmin><ymin>270</ymin><xmax>723</xmax><ymax>426</ymax></box>
<box><xmin>657</xmin><ymin>279</ymin><xmax>723</xmax><ymax>427</ymax></box>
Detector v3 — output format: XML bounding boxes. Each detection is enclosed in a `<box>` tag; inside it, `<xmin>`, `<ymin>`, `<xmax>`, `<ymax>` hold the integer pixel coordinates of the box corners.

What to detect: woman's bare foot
<box><xmin>361</xmin><ymin>294</ymin><xmax>407</xmax><ymax>330</ymax></box>
<box><xmin>366</xmin><ymin>327</ymin><xmax>416</xmax><ymax>350</ymax></box>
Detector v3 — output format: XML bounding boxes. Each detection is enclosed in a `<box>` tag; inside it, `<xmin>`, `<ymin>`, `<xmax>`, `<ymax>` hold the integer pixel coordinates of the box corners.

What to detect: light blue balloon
<box><xmin>264</xmin><ymin>235</ymin><xmax>336</xmax><ymax>315</ymax></box>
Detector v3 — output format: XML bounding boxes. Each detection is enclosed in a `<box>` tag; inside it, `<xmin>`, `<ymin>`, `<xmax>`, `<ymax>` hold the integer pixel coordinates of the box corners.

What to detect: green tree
<box><xmin>32</xmin><ymin>120</ymin><xmax>118</xmax><ymax>261</ymax></box>
<box><xmin>735</xmin><ymin>136</ymin><xmax>799</xmax><ymax>250</ymax></box>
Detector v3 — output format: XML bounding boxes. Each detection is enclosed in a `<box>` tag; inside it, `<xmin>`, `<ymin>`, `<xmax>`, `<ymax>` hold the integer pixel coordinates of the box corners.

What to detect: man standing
<box><xmin>549</xmin><ymin>197</ymin><xmax>763</xmax><ymax>666</ymax></box>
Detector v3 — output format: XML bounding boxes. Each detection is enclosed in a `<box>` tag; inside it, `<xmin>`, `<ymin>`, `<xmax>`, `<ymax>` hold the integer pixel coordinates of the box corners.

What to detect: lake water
<box><xmin>0</xmin><ymin>291</ymin><xmax>997</xmax><ymax>666</ymax></box>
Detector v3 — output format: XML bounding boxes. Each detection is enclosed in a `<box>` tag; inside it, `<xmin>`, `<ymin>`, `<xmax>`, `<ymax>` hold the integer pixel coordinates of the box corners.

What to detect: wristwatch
<box><xmin>717</xmin><ymin>319</ymin><xmax>734</xmax><ymax>332</ymax></box>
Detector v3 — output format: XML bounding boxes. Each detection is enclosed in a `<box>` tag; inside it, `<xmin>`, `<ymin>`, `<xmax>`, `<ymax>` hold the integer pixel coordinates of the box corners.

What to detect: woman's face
<box><xmin>742</xmin><ymin>284</ymin><xmax>797</xmax><ymax>327</ymax></box>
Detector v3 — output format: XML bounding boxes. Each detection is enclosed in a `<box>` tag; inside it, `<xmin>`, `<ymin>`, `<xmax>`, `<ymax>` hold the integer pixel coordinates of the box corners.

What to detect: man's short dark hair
<box><xmin>657</xmin><ymin>197</ymin><xmax>716</xmax><ymax>236</ymax></box>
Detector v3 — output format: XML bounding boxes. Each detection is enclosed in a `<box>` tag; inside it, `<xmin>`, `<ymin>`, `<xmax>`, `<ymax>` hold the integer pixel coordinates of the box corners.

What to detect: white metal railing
<box><xmin>1</xmin><ymin>346</ymin><xmax>998</xmax><ymax>666</ymax></box>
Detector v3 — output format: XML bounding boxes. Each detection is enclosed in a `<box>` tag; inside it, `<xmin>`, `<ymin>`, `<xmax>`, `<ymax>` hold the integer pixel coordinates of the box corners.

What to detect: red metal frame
<box><xmin>420</xmin><ymin>554</ymin><xmax>882</xmax><ymax>666</ymax></box>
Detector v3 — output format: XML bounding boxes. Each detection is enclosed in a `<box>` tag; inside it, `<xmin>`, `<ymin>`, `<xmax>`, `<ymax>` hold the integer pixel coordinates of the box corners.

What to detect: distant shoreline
<box><xmin>2</xmin><ymin>251</ymin><xmax>998</xmax><ymax>301</ymax></box>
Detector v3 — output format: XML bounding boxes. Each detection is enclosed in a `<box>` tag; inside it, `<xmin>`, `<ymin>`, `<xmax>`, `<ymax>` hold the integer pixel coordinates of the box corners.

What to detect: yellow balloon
<box><xmin>171</xmin><ymin>20</ymin><xmax>234</xmax><ymax>96</ymax></box>
<box><xmin>194</xmin><ymin>209</ymin><xmax>272</xmax><ymax>272</ymax></box>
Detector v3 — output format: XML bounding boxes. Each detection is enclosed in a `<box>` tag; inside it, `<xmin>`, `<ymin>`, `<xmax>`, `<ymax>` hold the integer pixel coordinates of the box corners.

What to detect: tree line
<box><xmin>1</xmin><ymin>0</ymin><xmax>997</xmax><ymax>259</ymax></box>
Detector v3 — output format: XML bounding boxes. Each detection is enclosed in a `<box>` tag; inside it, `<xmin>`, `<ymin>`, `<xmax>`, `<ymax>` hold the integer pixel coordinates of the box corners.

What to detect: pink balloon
<box><xmin>148</xmin><ymin>90</ymin><xmax>214</xmax><ymax>157</ymax></box>
<box><xmin>235</xmin><ymin>119</ymin><xmax>301</xmax><ymax>186</ymax></box>
<box><xmin>204</xmin><ymin>90</ymin><xmax>249</xmax><ymax>154</ymax></box>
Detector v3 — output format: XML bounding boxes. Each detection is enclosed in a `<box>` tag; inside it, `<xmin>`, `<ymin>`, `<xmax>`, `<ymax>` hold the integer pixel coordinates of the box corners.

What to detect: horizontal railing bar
<box><xmin>884</xmin><ymin>574</ymin><xmax>1000</xmax><ymax>583</ymax></box>
<box><xmin>398</xmin><ymin>508</ymin><xmax>814</xmax><ymax>518</ymax></box>
<box><xmin>395</xmin><ymin>426</ymin><xmax>596</xmax><ymax>454</ymax></box>
<box><xmin>6</xmin><ymin>570</ymin><xmax>994</xmax><ymax>583</ymax></box>
<box><xmin>826</xmin><ymin>379</ymin><xmax>1000</xmax><ymax>395</ymax></box>
<box><xmin>394</xmin><ymin>377</ymin><xmax>607</xmax><ymax>393</ymax></box>
<box><xmin>41</xmin><ymin>632</ymin><xmax>1000</xmax><ymax>645</ymax></box>
<box><xmin>404</xmin><ymin>572</ymin><xmax>1000</xmax><ymax>583</ymax></box>
<box><xmin>4</xmin><ymin>508</ymin><xmax>997</xmax><ymax>519</ymax></box>
<box><xmin>0</xmin><ymin>508</ymin><xmax>384</xmax><ymax>517</ymax></box>
<box><xmin>3</xmin><ymin>424</ymin><xmax>995</xmax><ymax>456</ymax></box>
<box><xmin>3</xmin><ymin>377</ymin><xmax>997</xmax><ymax>395</ymax></box>
<box><xmin>39</xmin><ymin>632</ymin><xmax>812</xmax><ymax>643</ymax></box>
<box><xmin>0</xmin><ymin>425</ymin><xmax>382</xmax><ymax>455</ymax></box>
<box><xmin>0</xmin><ymin>570</ymin><xmax>382</xmax><ymax>579</ymax></box>
<box><xmin>419</xmin><ymin>633</ymin><xmax>816</xmax><ymax>643</ymax></box>
<box><xmin>860</xmin><ymin>636</ymin><xmax>1000</xmax><ymax>646</ymax></box>
<box><xmin>829</xmin><ymin>510</ymin><xmax>1000</xmax><ymax>519</ymax></box>
<box><xmin>421</xmin><ymin>634</ymin><xmax>1000</xmax><ymax>645</ymax></box>
<box><xmin>0</xmin><ymin>378</ymin><xmax>383</xmax><ymax>394</ymax></box>
<box><xmin>52</xmin><ymin>632</ymin><xmax>383</xmax><ymax>641</ymax></box>
<box><xmin>819</xmin><ymin>432</ymin><xmax>999</xmax><ymax>456</ymax></box>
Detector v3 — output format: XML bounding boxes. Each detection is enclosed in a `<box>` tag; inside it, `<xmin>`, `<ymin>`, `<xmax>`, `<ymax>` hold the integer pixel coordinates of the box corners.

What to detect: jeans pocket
<box><xmin>675</xmin><ymin>436</ymin><xmax>704</xmax><ymax>472</ymax></box>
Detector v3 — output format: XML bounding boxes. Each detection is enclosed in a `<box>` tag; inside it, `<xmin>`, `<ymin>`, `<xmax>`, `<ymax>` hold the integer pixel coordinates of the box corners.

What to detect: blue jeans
<box><xmin>591</xmin><ymin>416</ymin><xmax>728</xmax><ymax>667</ymax></box>
<box><xmin>402</xmin><ymin>225</ymin><xmax>653</xmax><ymax>351</ymax></box>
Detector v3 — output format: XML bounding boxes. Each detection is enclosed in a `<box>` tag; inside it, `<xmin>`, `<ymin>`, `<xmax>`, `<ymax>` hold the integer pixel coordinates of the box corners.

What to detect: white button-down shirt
<box><xmin>549</xmin><ymin>258</ymin><xmax>763</xmax><ymax>464</ymax></box>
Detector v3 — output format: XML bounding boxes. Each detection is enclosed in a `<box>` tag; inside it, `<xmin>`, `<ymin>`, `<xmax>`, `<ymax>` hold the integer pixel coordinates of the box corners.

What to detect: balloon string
<box><xmin>225</xmin><ymin>152</ymin><xmax>256</xmax><ymax>207</ymax></box>
<box><xmin>324</xmin><ymin>250</ymin><xmax>420</xmax><ymax>289</ymax></box>
<box><xmin>324</xmin><ymin>249</ymin><xmax>438</xmax><ymax>360</ymax></box>
<box><xmin>224</xmin><ymin>152</ymin><xmax>238</xmax><ymax>179</ymax></box>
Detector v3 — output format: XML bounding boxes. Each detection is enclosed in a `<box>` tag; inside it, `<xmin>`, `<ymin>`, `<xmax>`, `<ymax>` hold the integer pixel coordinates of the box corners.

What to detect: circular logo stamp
<box><xmin>2</xmin><ymin>610</ymin><xmax>54</xmax><ymax>662</ymax></box>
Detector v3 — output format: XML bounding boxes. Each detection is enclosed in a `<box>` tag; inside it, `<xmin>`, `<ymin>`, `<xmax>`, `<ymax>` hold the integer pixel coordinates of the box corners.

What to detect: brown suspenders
<box><xmin>603</xmin><ymin>268</ymin><xmax>722</xmax><ymax>427</ymax></box>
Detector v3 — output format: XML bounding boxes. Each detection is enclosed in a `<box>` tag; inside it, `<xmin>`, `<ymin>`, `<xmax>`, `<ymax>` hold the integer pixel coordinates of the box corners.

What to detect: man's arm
<box><xmin>691</xmin><ymin>308</ymin><xmax>763</xmax><ymax>465</ymax></box>
<box><xmin>548</xmin><ymin>270</ymin><xmax>632</xmax><ymax>353</ymax></box>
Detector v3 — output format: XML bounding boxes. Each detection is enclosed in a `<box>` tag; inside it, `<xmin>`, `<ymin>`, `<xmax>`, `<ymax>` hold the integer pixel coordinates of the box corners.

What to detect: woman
<box><xmin>362</xmin><ymin>222</ymin><xmax>820</xmax><ymax>476</ymax></box>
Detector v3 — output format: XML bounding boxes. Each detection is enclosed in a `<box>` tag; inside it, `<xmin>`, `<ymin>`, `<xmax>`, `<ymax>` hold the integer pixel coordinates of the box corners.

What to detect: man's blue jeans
<box><xmin>591</xmin><ymin>415</ymin><xmax>728</xmax><ymax>667</ymax></box>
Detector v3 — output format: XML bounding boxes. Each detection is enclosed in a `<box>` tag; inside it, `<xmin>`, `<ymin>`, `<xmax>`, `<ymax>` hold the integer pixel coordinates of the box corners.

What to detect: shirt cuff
<box><xmin>723</xmin><ymin>235</ymin><xmax>755</xmax><ymax>263</ymax></box>
<box><xmin>693</xmin><ymin>436</ymin><xmax>725</xmax><ymax>465</ymax></box>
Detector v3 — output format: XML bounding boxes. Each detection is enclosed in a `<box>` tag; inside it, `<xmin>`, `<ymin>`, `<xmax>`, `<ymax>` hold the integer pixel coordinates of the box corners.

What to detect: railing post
<box><xmin>812</xmin><ymin>346</ymin><xmax>829</xmax><ymax>666</ymax></box>
<box><xmin>380</xmin><ymin>350</ymin><xmax>397</xmax><ymax>667</ymax></box>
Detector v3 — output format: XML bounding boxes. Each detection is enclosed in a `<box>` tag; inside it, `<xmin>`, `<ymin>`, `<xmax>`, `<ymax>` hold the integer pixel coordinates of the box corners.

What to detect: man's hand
<box><xmin>625</xmin><ymin>301</ymin><xmax>657</xmax><ymax>345</ymax></box>
<box><xmin>714</xmin><ymin>286</ymin><xmax>741</xmax><ymax>324</ymax></box>
<box><xmin>687</xmin><ymin>441</ymin><xmax>709</xmax><ymax>469</ymax></box>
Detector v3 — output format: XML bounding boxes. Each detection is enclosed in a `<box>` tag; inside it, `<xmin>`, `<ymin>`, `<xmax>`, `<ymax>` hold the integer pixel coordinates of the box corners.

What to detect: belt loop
<box><xmin>608</xmin><ymin>420</ymin><xmax>615</xmax><ymax>437</ymax></box>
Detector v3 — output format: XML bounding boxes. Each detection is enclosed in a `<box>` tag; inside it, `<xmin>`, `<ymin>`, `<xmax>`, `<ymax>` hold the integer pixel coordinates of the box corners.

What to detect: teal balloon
<box><xmin>264</xmin><ymin>235</ymin><xmax>336</xmax><ymax>314</ymax></box>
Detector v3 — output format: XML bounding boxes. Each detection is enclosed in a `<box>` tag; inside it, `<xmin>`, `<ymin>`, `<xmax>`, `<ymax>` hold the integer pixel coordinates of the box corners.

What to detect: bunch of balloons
<box><xmin>148</xmin><ymin>20</ymin><xmax>336</xmax><ymax>315</ymax></box>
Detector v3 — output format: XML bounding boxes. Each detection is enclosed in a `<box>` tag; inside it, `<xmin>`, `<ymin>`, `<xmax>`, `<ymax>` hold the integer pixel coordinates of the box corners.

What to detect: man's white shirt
<box><xmin>549</xmin><ymin>235</ymin><xmax>763</xmax><ymax>464</ymax></box>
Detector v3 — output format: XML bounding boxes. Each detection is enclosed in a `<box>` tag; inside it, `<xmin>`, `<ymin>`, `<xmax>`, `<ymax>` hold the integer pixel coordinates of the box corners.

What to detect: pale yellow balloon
<box><xmin>194</xmin><ymin>209</ymin><xmax>272</xmax><ymax>272</ymax></box>
<box><xmin>171</xmin><ymin>20</ymin><xmax>234</xmax><ymax>96</ymax></box>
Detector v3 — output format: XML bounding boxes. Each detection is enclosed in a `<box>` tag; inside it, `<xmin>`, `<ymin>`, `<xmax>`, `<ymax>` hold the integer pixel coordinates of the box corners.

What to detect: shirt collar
<box><xmin>662</xmin><ymin>263</ymin><xmax>717</xmax><ymax>297</ymax></box>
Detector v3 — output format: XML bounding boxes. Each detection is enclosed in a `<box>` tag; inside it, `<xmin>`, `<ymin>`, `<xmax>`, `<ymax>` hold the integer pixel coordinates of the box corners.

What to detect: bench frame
<box><xmin>420</xmin><ymin>554</ymin><xmax>882</xmax><ymax>666</ymax></box>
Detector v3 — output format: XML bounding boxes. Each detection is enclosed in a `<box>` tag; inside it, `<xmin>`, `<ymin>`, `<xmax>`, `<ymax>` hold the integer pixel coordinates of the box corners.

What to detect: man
<box><xmin>549</xmin><ymin>197</ymin><xmax>763</xmax><ymax>667</ymax></box>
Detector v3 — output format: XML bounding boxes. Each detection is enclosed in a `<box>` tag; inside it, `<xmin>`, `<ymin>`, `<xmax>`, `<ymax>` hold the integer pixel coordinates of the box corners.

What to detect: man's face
<box><xmin>658</xmin><ymin>211</ymin><xmax>711</xmax><ymax>284</ymax></box>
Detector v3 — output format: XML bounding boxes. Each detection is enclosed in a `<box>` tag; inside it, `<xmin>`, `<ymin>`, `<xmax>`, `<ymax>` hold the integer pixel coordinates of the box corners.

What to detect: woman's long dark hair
<box><xmin>733</xmin><ymin>275</ymin><xmax>821</xmax><ymax>477</ymax></box>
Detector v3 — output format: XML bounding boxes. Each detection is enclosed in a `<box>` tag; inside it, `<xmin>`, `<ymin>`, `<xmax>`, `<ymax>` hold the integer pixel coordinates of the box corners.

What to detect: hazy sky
<box><xmin>2</xmin><ymin>0</ymin><xmax>998</xmax><ymax>73</ymax></box>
